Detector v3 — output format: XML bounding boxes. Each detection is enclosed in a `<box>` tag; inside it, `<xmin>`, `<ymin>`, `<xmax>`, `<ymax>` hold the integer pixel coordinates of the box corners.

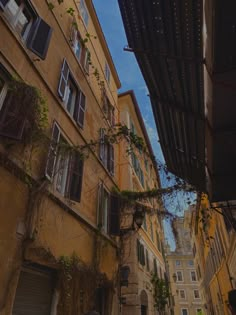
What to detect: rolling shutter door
<box><xmin>12</xmin><ymin>268</ymin><xmax>54</xmax><ymax>315</ymax></box>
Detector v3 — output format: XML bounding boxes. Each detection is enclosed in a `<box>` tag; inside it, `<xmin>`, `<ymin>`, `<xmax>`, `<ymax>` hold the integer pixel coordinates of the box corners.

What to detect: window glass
<box><xmin>182</xmin><ymin>309</ymin><xmax>188</xmax><ymax>315</ymax></box>
<box><xmin>176</xmin><ymin>260</ymin><xmax>181</xmax><ymax>266</ymax></box>
<box><xmin>177</xmin><ymin>271</ymin><xmax>183</xmax><ymax>281</ymax></box>
<box><xmin>105</xmin><ymin>62</ymin><xmax>110</xmax><ymax>83</ymax></box>
<box><xmin>191</xmin><ymin>271</ymin><xmax>197</xmax><ymax>281</ymax></box>
<box><xmin>74</xmin><ymin>39</ymin><xmax>82</xmax><ymax>60</ymax></box>
<box><xmin>79</xmin><ymin>0</ymin><xmax>89</xmax><ymax>26</ymax></box>
<box><xmin>194</xmin><ymin>290</ymin><xmax>200</xmax><ymax>299</ymax></box>
<box><xmin>180</xmin><ymin>290</ymin><xmax>185</xmax><ymax>299</ymax></box>
<box><xmin>55</xmin><ymin>137</ymin><xmax>69</xmax><ymax>195</ymax></box>
<box><xmin>64</xmin><ymin>78</ymin><xmax>77</xmax><ymax>116</ymax></box>
<box><xmin>188</xmin><ymin>260</ymin><xmax>194</xmax><ymax>266</ymax></box>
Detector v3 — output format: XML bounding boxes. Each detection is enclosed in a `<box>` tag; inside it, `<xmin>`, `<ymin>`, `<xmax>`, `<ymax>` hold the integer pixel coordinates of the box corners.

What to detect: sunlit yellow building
<box><xmin>0</xmin><ymin>1</ymin><xmax>122</xmax><ymax>314</ymax></box>
<box><xmin>192</xmin><ymin>194</ymin><xmax>236</xmax><ymax>315</ymax></box>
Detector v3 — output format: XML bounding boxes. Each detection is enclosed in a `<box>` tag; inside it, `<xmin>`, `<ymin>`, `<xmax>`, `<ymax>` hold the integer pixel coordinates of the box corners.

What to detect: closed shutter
<box><xmin>45</xmin><ymin>123</ymin><xmax>60</xmax><ymax>180</ymax></box>
<box><xmin>77</xmin><ymin>91</ymin><xmax>86</xmax><ymax>127</ymax></box>
<box><xmin>136</xmin><ymin>239</ymin><xmax>140</xmax><ymax>262</ymax></box>
<box><xmin>58</xmin><ymin>59</ymin><xmax>70</xmax><ymax>100</ymax></box>
<box><xmin>153</xmin><ymin>259</ymin><xmax>157</xmax><ymax>275</ymax></box>
<box><xmin>27</xmin><ymin>18</ymin><xmax>52</xmax><ymax>60</ymax></box>
<box><xmin>67</xmin><ymin>152</ymin><xmax>84</xmax><ymax>202</ymax></box>
<box><xmin>12</xmin><ymin>268</ymin><xmax>54</xmax><ymax>315</ymax></box>
<box><xmin>109</xmin><ymin>194</ymin><xmax>120</xmax><ymax>235</ymax></box>
<box><xmin>97</xmin><ymin>182</ymin><xmax>104</xmax><ymax>228</ymax></box>
<box><xmin>146</xmin><ymin>249</ymin><xmax>149</xmax><ymax>271</ymax></box>
<box><xmin>70</xmin><ymin>17</ymin><xmax>77</xmax><ymax>47</ymax></box>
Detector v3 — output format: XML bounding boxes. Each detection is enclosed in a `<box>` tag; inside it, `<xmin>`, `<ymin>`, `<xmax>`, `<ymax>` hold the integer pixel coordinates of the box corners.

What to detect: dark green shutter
<box><xmin>109</xmin><ymin>194</ymin><xmax>120</xmax><ymax>235</ymax></box>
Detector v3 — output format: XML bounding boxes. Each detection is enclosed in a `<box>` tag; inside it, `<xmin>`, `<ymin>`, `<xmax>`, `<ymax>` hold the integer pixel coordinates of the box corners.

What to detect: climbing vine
<box><xmin>151</xmin><ymin>273</ymin><xmax>170</xmax><ymax>314</ymax></box>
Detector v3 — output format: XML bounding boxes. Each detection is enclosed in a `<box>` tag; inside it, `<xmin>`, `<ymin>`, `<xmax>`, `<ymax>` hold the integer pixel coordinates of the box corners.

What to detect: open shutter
<box><xmin>27</xmin><ymin>18</ymin><xmax>52</xmax><ymax>59</ymax></box>
<box><xmin>84</xmin><ymin>49</ymin><xmax>90</xmax><ymax>73</ymax></box>
<box><xmin>109</xmin><ymin>194</ymin><xmax>120</xmax><ymax>235</ymax></box>
<box><xmin>99</xmin><ymin>128</ymin><xmax>105</xmax><ymax>161</ymax></box>
<box><xmin>45</xmin><ymin>123</ymin><xmax>60</xmax><ymax>181</ymax></box>
<box><xmin>0</xmin><ymin>0</ymin><xmax>9</xmax><ymax>10</ymax></box>
<box><xmin>77</xmin><ymin>91</ymin><xmax>86</xmax><ymax>127</ymax></box>
<box><xmin>0</xmin><ymin>81</ymin><xmax>32</xmax><ymax>140</ymax></box>
<box><xmin>58</xmin><ymin>59</ymin><xmax>69</xmax><ymax>100</ymax></box>
<box><xmin>97</xmin><ymin>182</ymin><xmax>104</xmax><ymax>228</ymax></box>
<box><xmin>68</xmin><ymin>152</ymin><xmax>84</xmax><ymax>202</ymax></box>
<box><xmin>70</xmin><ymin>17</ymin><xmax>77</xmax><ymax>47</ymax></box>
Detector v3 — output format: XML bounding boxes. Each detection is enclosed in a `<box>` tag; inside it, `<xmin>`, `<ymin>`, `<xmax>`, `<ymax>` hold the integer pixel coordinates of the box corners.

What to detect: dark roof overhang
<box><xmin>204</xmin><ymin>0</ymin><xmax>236</xmax><ymax>201</ymax></box>
<box><xmin>118</xmin><ymin>0</ymin><xmax>205</xmax><ymax>191</ymax></box>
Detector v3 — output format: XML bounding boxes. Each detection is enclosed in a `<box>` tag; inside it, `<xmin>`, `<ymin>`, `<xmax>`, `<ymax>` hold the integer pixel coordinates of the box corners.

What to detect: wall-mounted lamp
<box><xmin>120</xmin><ymin>205</ymin><xmax>145</xmax><ymax>235</ymax></box>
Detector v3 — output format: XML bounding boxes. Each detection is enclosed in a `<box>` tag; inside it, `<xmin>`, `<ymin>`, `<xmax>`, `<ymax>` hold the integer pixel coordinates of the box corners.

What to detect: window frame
<box><xmin>1</xmin><ymin>0</ymin><xmax>52</xmax><ymax>59</ymax></box>
<box><xmin>79</xmin><ymin>0</ymin><xmax>89</xmax><ymax>27</ymax></box>
<box><xmin>175</xmin><ymin>260</ymin><xmax>181</xmax><ymax>267</ymax></box>
<box><xmin>193</xmin><ymin>290</ymin><xmax>200</xmax><ymax>299</ymax></box>
<box><xmin>190</xmin><ymin>270</ymin><xmax>197</xmax><ymax>282</ymax></box>
<box><xmin>179</xmin><ymin>289</ymin><xmax>186</xmax><ymax>299</ymax></box>
<box><xmin>45</xmin><ymin>122</ymin><xmax>84</xmax><ymax>202</ymax></box>
<box><xmin>176</xmin><ymin>270</ymin><xmax>184</xmax><ymax>282</ymax></box>
<box><xmin>105</xmin><ymin>62</ymin><xmax>110</xmax><ymax>84</ymax></box>
<box><xmin>181</xmin><ymin>308</ymin><xmax>189</xmax><ymax>315</ymax></box>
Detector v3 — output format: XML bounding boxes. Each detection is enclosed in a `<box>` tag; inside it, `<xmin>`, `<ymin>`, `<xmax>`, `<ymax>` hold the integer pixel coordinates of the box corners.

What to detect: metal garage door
<box><xmin>12</xmin><ymin>266</ymin><xmax>54</xmax><ymax>315</ymax></box>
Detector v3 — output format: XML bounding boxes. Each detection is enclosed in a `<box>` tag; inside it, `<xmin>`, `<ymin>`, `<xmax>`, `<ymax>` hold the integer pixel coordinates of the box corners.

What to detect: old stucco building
<box><xmin>0</xmin><ymin>0</ymin><xmax>121</xmax><ymax>314</ymax></box>
<box><xmin>118</xmin><ymin>91</ymin><xmax>167</xmax><ymax>315</ymax></box>
<box><xmin>166</xmin><ymin>208</ymin><xmax>204</xmax><ymax>315</ymax></box>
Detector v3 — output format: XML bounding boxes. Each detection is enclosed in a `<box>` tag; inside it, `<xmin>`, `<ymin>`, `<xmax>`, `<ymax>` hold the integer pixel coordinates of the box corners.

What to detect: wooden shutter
<box><xmin>0</xmin><ymin>85</ymin><xmax>27</xmax><ymax>140</ymax></box>
<box><xmin>153</xmin><ymin>258</ymin><xmax>158</xmax><ymax>275</ymax></box>
<box><xmin>68</xmin><ymin>152</ymin><xmax>84</xmax><ymax>202</ymax></box>
<box><xmin>99</xmin><ymin>128</ymin><xmax>105</xmax><ymax>161</ymax></box>
<box><xmin>108</xmin><ymin>144</ymin><xmax>114</xmax><ymax>175</ymax></box>
<box><xmin>84</xmin><ymin>49</ymin><xmax>90</xmax><ymax>73</ymax></box>
<box><xmin>97</xmin><ymin>182</ymin><xmax>104</xmax><ymax>228</ymax></box>
<box><xmin>109</xmin><ymin>194</ymin><xmax>120</xmax><ymax>235</ymax></box>
<box><xmin>70</xmin><ymin>17</ymin><xmax>77</xmax><ymax>47</ymax></box>
<box><xmin>58</xmin><ymin>59</ymin><xmax>70</xmax><ymax>100</ymax></box>
<box><xmin>45</xmin><ymin>123</ymin><xmax>60</xmax><ymax>181</ymax></box>
<box><xmin>27</xmin><ymin>18</ymin><xmax>52</xmax><ymax>60</ymax></box>
<box><xmin>77</xmin><ymin>91</ymin><xmax>86</xmax><ymax>127</ymax></box>
<box><xmin>0</xmin><ymin>0</ymin><xmax>9</xmax><ymax>10</ymax></box>
<box><xmin>12</xmin><ymin>267</ymin><xmax>54</xmax><ymax>315</ymax></box>
<box><xmin>141</xmin><ymin>245</ymin><xmax>145</xmax><ymax>266</ymax></box>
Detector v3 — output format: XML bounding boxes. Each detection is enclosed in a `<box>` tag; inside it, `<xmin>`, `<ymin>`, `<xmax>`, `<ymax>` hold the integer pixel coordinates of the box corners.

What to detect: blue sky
<box><xmin>92</xmin><ymin>0</ymin><xmax>177</xmax><ymax>245</ymax></box>
<box><xmin>93</xmin><ymin>0</ymin><xmax>164</xmax><ymax>163</ymax></box>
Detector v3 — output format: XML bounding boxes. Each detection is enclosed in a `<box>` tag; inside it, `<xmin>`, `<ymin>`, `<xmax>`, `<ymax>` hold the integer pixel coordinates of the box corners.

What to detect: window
<box><xmin>131</xmin><ymin>152</ymin><xmax>144</xmax><ymax>186</ymax></box>
<box><xmin>105</xmin><ymin>62</ymin><xmax>110</xmax><ymax>83</ymax></box>
<box><xmin>99</xmin><ymin>128</ymin><xmax>114</xmax><ymax>175</ymax></box>
<box><xmin>97</xmin><ymin>183</ymin><xmax>120</xmax><ymax>235</ymax></box>
<box><xmin>176</xmin><ymin>271</ymin><xmax>183</xmax><ymax>282</ymax></box>
<box><xmin>136</xmin><ymin>239</ymin><xmax>145</xmax><ymax>266</ymax></box>
<box><xmin>179</xmin><ymin>290</ymin><xmax>186</xmax><ymax>299</ymax></box>
<box><xmin>156</xmin><ymin>231</ymin><xmax>161</xmax><ymax>251</ymax></box>
<box><xmin>58</xmin><ymin>59</ymin><xmax>86</xmax><ymax>128</ymax></box>
<box><xmin>190</xmin><ymin>271</ymin><xmax>197</xmax><ymax>282</ymax></box>
<box><xmin>146</xmin><ymin>249</ymin><xmax>149</xmax><ymax>271</ymax></box>
<box><xmin>79</xmin><ymin>0</ymin><xmax>89</xmax><ymax>26</ymax></box>
<box><xmin>182</xmin><ymin>309</ymin><xmax>188</xmax><ymax>315</ymax></box>
<box><xmin>1</xmin><ymin>0</ymin><xmax>52</xmax><ymax>59</ymax></box>
<box><xmin>196</xmin><ymin>309</ymin><xmax>202</xmax><ymax>315</ymax></box>
<box><xmin>188</xmin><ymin>260</ymin><xmax>194</xmax><ymax>266</ymax></box>
<box><xmin>142</xmin><ymin>213</ymin><xmax>147</xmax><ymax>231</ymax></box>
<box><xmin>0</xmin><ymin>66</ymin><xmax>31</xmax><ymax>140</ymax></box>
<box><xmin>101</xmin><ymin>90</ymin><xmax>115</xmax><ymax>126</ymax></box>
<box><xmin>150</xmin><ymin>220</ymin><xmax>154</xmax><ymax>241</ymax></box>
<box><xmin>176</xmin><ymin>260</ymin><xmax>181</xmax><ymax>266</ymax></box>
<box><xmin>45</xmin><ymin>122</ymin><xmax>84</xmax><ymax>202</ymax></box>
<box><xmin>193</xmin><ymin>290</ymin><xmax>200</xmax><ymax>299</ymax></box>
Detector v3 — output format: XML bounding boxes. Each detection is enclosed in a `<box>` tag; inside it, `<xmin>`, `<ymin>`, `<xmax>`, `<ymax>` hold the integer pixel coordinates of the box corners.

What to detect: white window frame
<box><xmin>193</xmin><ymin>290</ymin><xmax>200</xmax><ymax>299</ymax></box>
<box><xmin>3</xmin><ymin>0</ymin><xmax>33</xmax><ymax>41</ymax></box>
<box><xmin>181</xmin><ymin>308</ymin><xmax>189</xmax><ymax>315</ymax></box>
<box><xmin>64</xmin><ymin>78</ymin><xmax>77</xmax><ymax>116</ymax></box>
<box><xmin>179</xmin><ymin>289</ymin><xmax>186</xmax><ymax>299</ymax></box>
<box><xmin>190</xmin><ymin>270</ymin><xmax>197</xmax><ymax>282</ymax></box>
<box><xmin>176</xmin><ymin>270</ymin><xmax>184</xmax><ymax>282</ymax></box>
